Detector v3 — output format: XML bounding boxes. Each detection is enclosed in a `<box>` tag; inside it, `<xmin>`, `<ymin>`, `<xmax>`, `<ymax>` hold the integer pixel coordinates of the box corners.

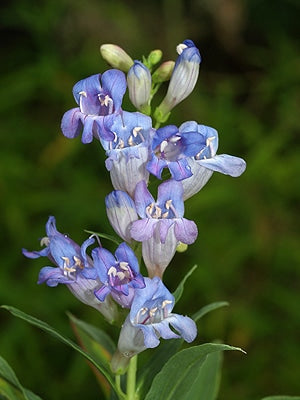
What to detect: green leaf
<box><xmin>173</xmin><ymin>265</ymin><xmax>198</xmax><ymax>303</ymax></box>
<box><xmin>144</xmin><ymin>343</ymin><xmax>245</xmax><ymax>400</ymax></box>
<box><xmin>84</xmin><ymin>230</ymin><xmax>121</xmax><ymax>245</ymax></box>
<box><xmin>136</xmin><ymin>339</ymin><xmax>182</xmax><ymax>398</ymax></box>
<box><xmin>1</xmin><ymin>306</ymin><xmax>119</xmax><ymax>396</ymax></box>
<box><xmin>0</xmin><ymin>355</ymin><xmax>43</xmax><ymax>400</ymax></box>
<box><xmin>192</xmin><ymin>301</ymin><xmax>229</xmax><ymax>322</ymax></box>
<box><xmin>183</xmin><ymin>350</ymin><xmax>223</xmax><ymax>400</ymax></box>
<box><xmin>261</xmin><ymin>397</ymin><xmax>300</xmax><ymax>400</ymax></box>
<box><xmin>68</xmin><ymin>313</ymin><xmax>116</xmax><ymax>399</ymax></box>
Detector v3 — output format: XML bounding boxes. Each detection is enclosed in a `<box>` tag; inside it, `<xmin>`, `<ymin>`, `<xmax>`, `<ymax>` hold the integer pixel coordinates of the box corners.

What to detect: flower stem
<box><xmin>115</xmin><ymin>374</ymin><xmax>126</xmax><ymax>400</ymax></box>
<box><xmin>126</xmin><ymin>355</ymin><xmax>138</xmax><ymax>400</ymax></box>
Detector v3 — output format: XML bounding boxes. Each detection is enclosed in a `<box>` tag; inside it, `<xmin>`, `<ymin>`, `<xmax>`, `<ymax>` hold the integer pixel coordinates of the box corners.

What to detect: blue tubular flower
<box><xmin>22</xmin><ymin>216</ymin><xmax>118</xmax><ymax>323</ymax></box>
<box><xmin>131</xmin><ymin>180</ymin><xmax>198</xmax><ymax>277</ymax></box>
<box><xmin>155</xmin><ymin>39</ymin><xmax>201</xmax><ymax>122</ymax></box>
<box><xmin>179</xmin><ymin>122</ymin><xmax>247</xmax><ymax>200</ymax></box>
<box><xmin>111</xmin><ymin>277</ymin><xmax>197</xmax><ymax>372</ymax></box>
<box><xmin>105</xmin><ymin>190</ymin><xmax>138</xmax><ymax>242</ymax></box>
<box><xmin>147</xmin><ymin>124</ymin><xmax>206</xmax><ymax>180</ymax></box>
<box><xmin>61</xmin><ymin>69</ymin><xmax>127</xmax><ymax>144</ymax></box>
<box><xmin>102</xmin><ymin>111</ymin><xmax>154</xmax><ymax>197</ymax></box>
<box><xmin>92</xmin><ymin>242</ymin><xmax>145</xmax><ymax>308</ymax></box>
<box><xmin>127</xmin><ymin>61</ymin><xmax>152</xmax><ymax>114</ymax></box>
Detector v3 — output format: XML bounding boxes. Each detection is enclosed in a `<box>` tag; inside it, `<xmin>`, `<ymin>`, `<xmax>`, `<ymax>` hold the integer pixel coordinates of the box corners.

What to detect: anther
<box><xmin>79</xmin><ymin>91</ymin><xmax>87</xmax><ymax>97</ymax></box>
<box><xmin>40</xmin><ymin>236</ymin><xmax>50</xmax><ymax>247</ymax></box>
<box><xmin>108</xmin><ymin>266</ymin><xmax>117</xmax><ymax>276</ymax></box>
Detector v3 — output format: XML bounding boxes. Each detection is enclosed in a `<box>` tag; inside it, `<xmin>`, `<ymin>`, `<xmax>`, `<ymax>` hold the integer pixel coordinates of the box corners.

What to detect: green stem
<box><xmin>115</xmin><ymin>374</ymin><xmax>126</xmax><ymax>400</ymax></box>
<box><xmin>126</xmin><ymin>355</ymin><xmax>138</xmax><ymax>400</ymax></box>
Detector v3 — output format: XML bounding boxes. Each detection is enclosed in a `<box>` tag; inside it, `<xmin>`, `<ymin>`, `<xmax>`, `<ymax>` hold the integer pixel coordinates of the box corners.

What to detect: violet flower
<box><xmin>147</xmin><ymin>123</ymin><xmax>206</xmax><ymax>180</ymax></box>
<box><xmin>92</xmin><ymin>242</ymin><xmax>145</xmax><ymax>308</ymax></box>
<box><xmin>131</xmin><ymin>180</ymin><xmax>198</xmax><ymax>277</ymax></box>
<box><xmin>61</xmin><ymin>70</ymin><xmax>126</xmax><ymax>143</ymax></box>
<box><xmin>111</xmin><ymin>277</ymin><xmax>197</xmax><ymax>373</ymax></box>
<box><xmin>102</xmin><ymin>111</ymin><xmax>154</xmax><ymax>197</ymax></box>
<box><xmin>22</xmin><ymin>216</ymin><xmax>118</xmax><ymax>323</ymax></box>
<box><xmin>179</xmin><ymin>122</ymin><xmax>247</xmax><ymax>199</ymax></box>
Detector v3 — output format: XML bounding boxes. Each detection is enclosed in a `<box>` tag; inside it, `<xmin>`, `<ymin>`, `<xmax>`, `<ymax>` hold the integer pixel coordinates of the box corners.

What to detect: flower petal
<box><xmin>130</xmin><ymin>218</ymin><xmax>157</xmax><ymax>241</ymax></box>
<box><xmin>198</xmin><ymin>154</ymin><xmax>246</xmax><ymax>177</ymax></box>
<box><xmin>168</xmin><ymin>314</ymin><xmax>197</xmax><ymax>343</ymax></box>
<box><xmin>61</xmin><ymin>108</ymin><xmax>83</xmax><ymax>139</ymax></box>
<box><xmin>115</xmin><ymin>242</ymin><xmax>139</xmax><ymax>274</ymax></box>
<box><xmin>174</xmin><ymin>218</ymin><xmax>198</xmax><ymax>244</ymax></box>
<box><xmin>101</xmin><ymin>69</ymin><xmax>127</xmax><ymax>111</ymax></box>
<box><xmin>38</xmin><ymin>266</ymin><xmax>73</xmax><ymax>287</ymax></box>
<box><xmin>92</xmin><ymin>247</ymin><xmax>116</xmax><ymax>283</ymax></box>
<box><xmin>134</xmin><ymin>181</ymin><xmax>155</xmax><ymax>218</ymax></box>
<box><xmin>168</xmin><ymin>159</ymin><xmax>193</xmax><ymax>180</ymax></box>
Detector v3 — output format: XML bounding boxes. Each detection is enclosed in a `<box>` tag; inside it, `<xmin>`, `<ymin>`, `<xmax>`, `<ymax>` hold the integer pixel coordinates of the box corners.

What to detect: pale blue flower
<box><xmin>22</xmin><ymin>216</ymin><xmax>118</xmax><ymax>322</ymax></box>
<box><xmin>102</xmin><ymin>111</ymin><xmax>154</xmax><ymax>197</ymax></box>
<box><xmin>92</xmin><ymin>242</ymin><xmax>145</xmax><ymax>308</ymax></box>
<box><xmin>131</xmin><ymin>180</ymin><xmax>198</xmax><ymax>277</ymax></box>
<box><xmin>179</xmin><ymin>122</ymin><xmax>247</xmax><ymax>199</ymax></box>
<box><xmin>61</xmin><ymin>70</ymin><xmax>126</xmax><ymax>143</ymax></box>
<box><xmin>111</xmin><ymin>277</ymin><xmax>197</xmax><ymax>371</ymax></box>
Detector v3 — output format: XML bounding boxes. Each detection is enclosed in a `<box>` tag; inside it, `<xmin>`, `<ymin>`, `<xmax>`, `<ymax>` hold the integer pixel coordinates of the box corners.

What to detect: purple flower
<box><xmin>61</xmin><ymin>70</ymin><xmax>127</xmax><ymax>144</ymax></box>
<box><xmin>154</xmin><ymin>39</ymin><xmax>201</xmax><ymax>122</ymax></box>
<box><xmin>131</xmin><ymin>180</ymin><xmax>198</xmax><ymax>277</ymax></box>
<box><xmin>102</xmin><ymin>111</ymin><xmax>154</xmax><ymax>197</ymax></box>
<box><xmin>22</xmin><ymin>216</ymin><xmax>118</xmax><ymax>322</ymax></box>
<box><xmin>92</xmin><ymin>242</ymin><xmax>145</xmax><ymax>308</ymax></box>
<box><xmin>111</xmin><ymin>277</ymin><xmax>197</xmax><ymax>372</ymax></box>
<box><xmin>147</xmin><ymin>124</ymin><xmax>206</xmax><ymax>180</ymax></box>
<box><xmin>179</xmin><ymin>122</ymin><xmax>247</xmax><ymax>199</ymax></box>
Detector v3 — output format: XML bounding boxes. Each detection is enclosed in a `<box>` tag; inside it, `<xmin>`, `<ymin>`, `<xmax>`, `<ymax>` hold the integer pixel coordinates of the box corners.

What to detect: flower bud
<box><xmin>147</xmin><ymin>49</ymin><xmax>163</xmax><ymax>67</ymax></box>
<box><xmin>127</xmin><ymin>60</ymin><xmax>151</xmax><ymax>114</ymax></box>
<box><xmin>105</xmin><ymin>191</ymin><xmax>138</xmax><ymax>242</ymax></box>
<box><xmin>154</xmin><ymin>39</ymin><xmax>201</xmax><ymax>122</ymax></box>
<box><xmin>152</xmin><ymin>60</ymin><xmax>175</xmax><ymax>84</ymax></box>
<box><xmin>100</xmin><ymin>44</ymin><xmax>134</xmax><ymax>72</ymax></box>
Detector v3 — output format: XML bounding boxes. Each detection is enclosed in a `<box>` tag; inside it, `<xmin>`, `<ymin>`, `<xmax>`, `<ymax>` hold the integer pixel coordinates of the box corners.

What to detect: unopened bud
<box><xmin>152</xmin><ymin>61</ymin><xmax>175</xmax><ymax>83</ymax></box>
<box><xmin>155</xmin><ymin>39</ymin><xmax>201</xmax><ymax>122</ymax></box>
<box><xmin>100</xmin><ymin>44</ymin><xmax>134</xmax><ymax>72</ymax></box>
<box><xmin>147</xmin><ymin>49</ymin><xmax>163</xmax><ymax>67</ymax></box>
<box><xmin>127</xmin><ymin>60</ymin><xmax>151</xmax><ymax>114</ymax></box>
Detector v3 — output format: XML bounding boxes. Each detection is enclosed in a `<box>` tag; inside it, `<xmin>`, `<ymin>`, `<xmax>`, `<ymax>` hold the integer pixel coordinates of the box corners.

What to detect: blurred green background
<box><xmin>0</xmin><ymin>0</ymin><xmax>299</xmax><ymax>399</ymax></box>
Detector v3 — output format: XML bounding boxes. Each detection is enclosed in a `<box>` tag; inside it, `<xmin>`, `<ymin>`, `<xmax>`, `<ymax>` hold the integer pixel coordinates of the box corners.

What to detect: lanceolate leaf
<box><xmin>183</xmin><ymin>349</ymin><xmax>223</xmax><ymax>400</ymax></box>
<box><xmin>136</xmin><ymin>339</ymin><xmax>182</xmax><ymax>398</ymax></box>
<box><xmin>173</xmin><ymin>264</ymin><xmax>198</xmax><ymax>303</ymax></box>
<box><xmin>144</xmin><ymin>343</ymin><xmax>245</xmax><ymax>400</ymax></box>
<box><xmin>0</xmin><ymin>355</ymin><xmax>43</xmax><ymax>400</ymax></box>
<box><xmin>1</xmin><ymin>306</ymin><xmax>119</xmax><ymax>396</ymax></box>
<box><xmin>192</xmin><ymin>301</ymin><xmax>229</xmax><ymax>322</ymax></box>
<box><xmin>84</xmin><ymin>230</ymin><xmax>121</xmax><ymax>245</ymax></box>
<box><xmin>68</xmin><ymin>313</ymin><xmax>116</xmax><ymax>399</ymax></box>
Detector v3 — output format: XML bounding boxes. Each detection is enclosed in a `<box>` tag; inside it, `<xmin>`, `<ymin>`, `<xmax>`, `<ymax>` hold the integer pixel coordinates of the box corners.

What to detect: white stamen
<box><xmin>108</xmin><ymin>266</ymin><xmax>117</xmax><ymax>276</ymax></box>
<box><xmin>165</xmin><ymin>199</ymin><xmax>172</xmax><ymax>209</ymax></box>
<box><xmin>79</xmin><ymin>90</ymin><xmax>87</xmax><ymax>97</ymax></box>
<box><xmin>119</xmin><ymin>262</ymin><xmax>129</xmax><ymax>270</ymax></box>
<box><xmin>40</xmin><ymin>236</ymin><xmax>50</xmax><ymax>247</ymax></box>
<box><xmin>73</xmin><ymin>256</ymin><xmax>83</xmax><ymax>269</ymax></box>
<box><xmin>160</xmin><ymin>140</ymin><xmax>168</xmax><ymax>153</ymax></box>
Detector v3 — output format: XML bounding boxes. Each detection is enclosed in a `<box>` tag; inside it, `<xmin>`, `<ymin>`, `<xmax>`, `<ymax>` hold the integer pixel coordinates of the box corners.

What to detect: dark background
<box><xmin>0</xmin><ymin>0</ymin><xmax>299</xmax><ymax>399</ymax></box>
